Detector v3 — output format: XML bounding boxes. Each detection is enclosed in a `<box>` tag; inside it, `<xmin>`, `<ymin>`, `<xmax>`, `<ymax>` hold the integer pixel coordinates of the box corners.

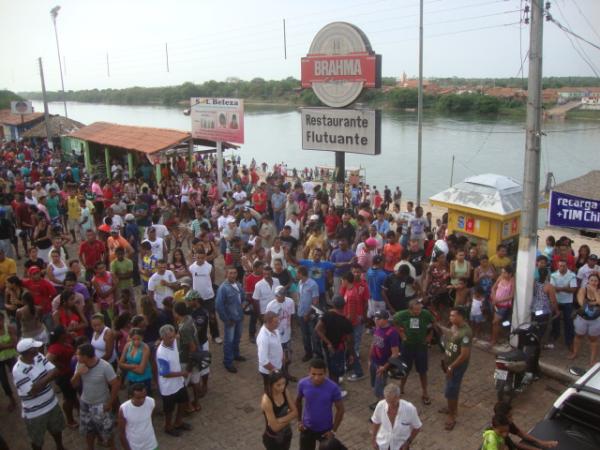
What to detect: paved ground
<box><xmin>0</xmin><ymin>320</ymin><xmax>568</xmax><ymax>450</ymax></box>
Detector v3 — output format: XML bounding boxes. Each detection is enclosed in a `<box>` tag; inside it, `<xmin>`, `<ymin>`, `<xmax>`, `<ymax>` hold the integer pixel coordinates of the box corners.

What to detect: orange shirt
<box><xmin>107</xmin><ymin>235</ymin><xmax>133</xmax><ymax>262</ymax></box>
<box><xmin>383</xmin><ymin>242</ymin><xmax>403</xmax><ymax>272</ymax></box>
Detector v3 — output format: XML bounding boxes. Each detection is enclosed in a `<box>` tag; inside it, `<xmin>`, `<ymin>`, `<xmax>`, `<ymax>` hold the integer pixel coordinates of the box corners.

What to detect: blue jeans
<box><xmin>273</xmin><ymin>211</ymin><xmax>285</xmax><ymax>232</ymax></box>
<box><xmin>551</xmin><ymin>303</ymin><xmax>575</xmax><ymax>348</ymax></box>
<box><xmin>352</xmin><ymin>323</ymin><xmax>365</xmax><ymax>377</ymax></box>
<box><xmin>223</xmin><ymin>319</ymin><xmax>242</xmax><ymax>368</ymax></box>
<box><xmin>370</xmin><ymin>359</ymin><xmax>388</xmax><ymax>399</ymax></box>
<box><xmin>324</xmin><ymin>346</ymin><xmax>345</xmax><ymax>384</ymax></box>
<box><xmin>299</xmin><ymin>317</ymin><xmax>315</xmax><ymax>357</ymax></box>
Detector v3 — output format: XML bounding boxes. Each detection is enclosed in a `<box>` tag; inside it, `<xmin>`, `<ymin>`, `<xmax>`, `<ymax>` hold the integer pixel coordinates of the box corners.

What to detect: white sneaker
<box><xmin>338</xmin><ymin>376</ymin><xmax>344</xmax><ymax>383</ymax></box>
<box><xmin>347</xmin><ymin>374</ymin><xmax>366</xmax><ymax>382</ymax></box>
<box><xmin>340</xmin><ymin>390</ymin><xmax>348</xmax><ymax>398</ymax></box>
<box><xmin>214</xmin><ymin>337</ymin><xmax>223</xmax><ymax>344</ymax></box>
<box><xmin>543</xmin><ymin>343</ymin><xmax>554</xmax><ymax>350</ymax></box>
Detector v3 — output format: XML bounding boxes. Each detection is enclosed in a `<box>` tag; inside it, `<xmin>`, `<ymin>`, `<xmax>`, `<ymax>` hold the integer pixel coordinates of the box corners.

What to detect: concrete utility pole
<box><xmin>416</xmin><ymin>0</ymin><xmax>424</xmax><ymax>207</ymax></box>
<box><xmin>50</xmin><ymin>6</ymin><xmax>68</xmax><ymax>118</ymax></box>
<box><xmin>38</xmin><ymin>57</ymin><xmax>53</xmax><ymax>149</ymax></box>
<box><xmin>513</xmin><ymin>0</ymin><xmax>544</xmax><ymax>331</ymax></box>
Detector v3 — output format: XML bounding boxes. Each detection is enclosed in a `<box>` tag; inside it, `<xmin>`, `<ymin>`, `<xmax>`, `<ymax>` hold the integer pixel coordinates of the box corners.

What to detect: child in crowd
<box><xmin>470</xmin><ymin>286</ymin><xmax>487</xmax><ymax>338</ymax></box>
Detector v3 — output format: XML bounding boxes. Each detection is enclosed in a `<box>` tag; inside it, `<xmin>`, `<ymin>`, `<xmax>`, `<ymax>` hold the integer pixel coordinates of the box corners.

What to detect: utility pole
<box><xmin>513</xmin><ymin>0</ymin><xmax>544</xmax><ymax>333</ymax></box>
<box><xmin>38</xmin><ymin>57</ymin><xmax>53</xmax><ymax>149</ymax></box>
<box><xmin>416</xmin><ymin>0</ymin><xmax>424</xmax><ymax>206</ymax></box>
<box><xmin>50</xmin><ymin>6</ymin><xmax>68</xmax><ymax>118</ymax></box>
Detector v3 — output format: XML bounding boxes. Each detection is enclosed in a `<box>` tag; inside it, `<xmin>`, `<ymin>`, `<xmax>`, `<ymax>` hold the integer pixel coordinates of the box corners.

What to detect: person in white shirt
<box><xmin>302</xmin><ymin>180</ymin><xmax>315</xmax><ymax>197</ymax></box>
<box><xmin>189</xmin><ymin>251</ymin><xmax>215</xmax><ymax>300</ymax></box>
<box><xmin>551</xmin><ymin>260</ymin><xmax>579</xmax><ymax>350</ymax></box>
<box><xmin>13</xmin><ymin>338</ymin><xmax>65</xmax><ymax>450</ymax></box>
<box><xmin>142</xmin><ymin>227</ymin><xmax>167</xmax><ymax>261</ymax></box>
<box><xmin>148</xmin><ymin>260</ymin><xmax>179</xmax><ymax>309</ymax></box>
<box><xmin>577</xmin><ymin>254</ymin><xmax>599</xmax><ymax>289</ymax></box>
<box><xmin>156</xmin><ymin>324</ymin><xmax>191</xmax><ymax>437</ymax></box>
<box><xmin>256</xmin><ymin>311</ymin><xmax>283</xmax><ymax>388</ymax></box>
<box><xmin>143</xmin><ymin>221</ymin><xmax>169</xmax><ymax>241</ymax></box>
<box><xmin>266</xmin><ymin>286</ymin><xmax>296</xmax><ymax>381</ymax></box>
<box><xmin>371</xmin><ymin>384</ymin><xmax>422</xmax><ymax>450</ymax></box>
<box><xmin>118</xmin><ymin>382</ymin><xmax>158</xmax><ymax>450</ymax></box>
<box><xmin>253</xmin><ymin>265</ymin><xmax>280</xmax><ymax>315</ymax></box>
<box><xmin>284</xmin><ymin>213</ymin><xmax>301</xmax><ymax>241</ymax></box>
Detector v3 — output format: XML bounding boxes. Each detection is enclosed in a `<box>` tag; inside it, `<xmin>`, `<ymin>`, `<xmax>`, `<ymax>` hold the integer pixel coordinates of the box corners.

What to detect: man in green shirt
<box><xmin>46</xmin><ymin>188</ymin><xmax>61</xmax><ymax>224</ymax></box>
<box><xmin>110</xmin><ymin>247</ymin><xmax>134</xmax><ymax>301</ymax></box>
<box><xmin>440</xmin><ymin>306</ymin><xmax>472</xmax><ymax>431</ymax></box>
<box><xmin>393</xmin><ymin>299</ymin><xmax>434</xmax><ymax>405</ymax></box>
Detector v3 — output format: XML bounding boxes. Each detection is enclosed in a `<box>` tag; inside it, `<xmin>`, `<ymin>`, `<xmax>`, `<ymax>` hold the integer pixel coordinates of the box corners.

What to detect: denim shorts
<box><xmin>470</xmin><ymin>314</ymin><xmax>485</xmax><ymax>324</ymax></box>
<box><xmin>494</xmin><ymin>307</ymin><xmax>511</xmax><ymax>321</ymax></box>
<box><xmin>444</xmin><ymin>362</ymin><xmax>468</xmax><ymax>400</ymax></box>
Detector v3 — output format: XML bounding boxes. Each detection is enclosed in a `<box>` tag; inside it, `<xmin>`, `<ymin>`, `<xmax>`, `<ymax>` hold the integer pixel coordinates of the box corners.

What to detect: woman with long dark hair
<box><xmin>32</xmin><ymin>213</ymin><xmax>52</xmax><ymax>262</ymax></box>
<box><xmin>16</xmin><ymin>292</ymin><xmax>48</xmax><ymax>344</ymax></box>
<box><xmin>52</xmin><ymin>289</ymin><xmax>87</xmax><ymax>338</ymax></box>
<box><xmin>118</xmin><ymin>328</ymin><xmax>152</xmax><ymax>395</ymax></box>
<box><xmin>260</xmin><ymin>371</ymin><xmax>297</xmax><ymax>450</ymax></box>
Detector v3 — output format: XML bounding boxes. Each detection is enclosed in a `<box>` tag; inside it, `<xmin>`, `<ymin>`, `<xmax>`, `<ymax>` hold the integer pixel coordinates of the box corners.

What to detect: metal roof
<box><xmin>0</xmin><ymin>110</ymin><xmax>45</xmax><ymax>126</ymax></box>
<box><xmin>68</xmin><ymin>121</ymin><xmax>190</xmax><ymax>155</ymax></box>
<box><xmin>429</xmin><ymin>173</ymin><xmax>523</xmax><ymax>217</ymax></box>
<box><xmin>552</xmin><ymin>171</ymin><xmax>600</xmax><ymax>202</ymax></box>
<box><xmin>22</xmin><ymin>115</ymin><xmax>85</xmax><ymax>139</ymax></box>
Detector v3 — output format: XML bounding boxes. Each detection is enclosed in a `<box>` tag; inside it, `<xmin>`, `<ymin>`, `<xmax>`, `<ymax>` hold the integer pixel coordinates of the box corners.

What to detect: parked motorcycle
<box><xmin>494</xmin><ymin>321</ymin><xmax>542</xmax><ymax>402</ymax></box>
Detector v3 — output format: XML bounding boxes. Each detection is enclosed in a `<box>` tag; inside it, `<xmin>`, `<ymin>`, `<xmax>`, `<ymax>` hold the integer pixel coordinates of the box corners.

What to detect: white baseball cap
<box><xmin>16</xmin><ymin>338</ymin><xmax>43</xmax><ymax>353</ymax></box>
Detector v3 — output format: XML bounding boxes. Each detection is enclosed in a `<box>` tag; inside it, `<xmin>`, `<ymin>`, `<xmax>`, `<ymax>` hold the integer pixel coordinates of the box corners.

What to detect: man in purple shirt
<box><xmin>296</xmin><ymin>359</ymin><xmax>345</xmax><ymax>450</ymax></box>
<box><xmin>369</xmin><ymin>310</ymin><xmax>400</xmax><ymax>406</ymax></box>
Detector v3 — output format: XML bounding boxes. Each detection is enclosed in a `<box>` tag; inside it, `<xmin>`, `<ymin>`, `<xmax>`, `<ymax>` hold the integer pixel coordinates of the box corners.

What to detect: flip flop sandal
<box><xmin>438</xmin><ymin>407</ymin><xmax>449</xmax><ymax>414</ymax></box>
<box><xmin>422</xmin><ymin>396</ymin><xmax>432</xmax><ymax>405</ymax></box>
<box><xmin>445</xmin><ymin>420</ymin><xmax>456</xmax><ymax>431</ymax></box>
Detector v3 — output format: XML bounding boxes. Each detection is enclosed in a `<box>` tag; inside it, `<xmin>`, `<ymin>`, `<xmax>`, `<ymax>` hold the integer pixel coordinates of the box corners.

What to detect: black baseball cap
<box><xmin>374</xmin><ymin>310</ymin><xmax>390</xmax><ymax>320</ymax></box>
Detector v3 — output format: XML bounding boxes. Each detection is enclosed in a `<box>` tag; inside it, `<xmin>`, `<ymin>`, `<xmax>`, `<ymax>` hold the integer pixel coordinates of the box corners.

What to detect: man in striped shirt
<box><xmin>13</xmin><ymin>338</ymin><xmax>65</xmax><ymax>450</ymax></box>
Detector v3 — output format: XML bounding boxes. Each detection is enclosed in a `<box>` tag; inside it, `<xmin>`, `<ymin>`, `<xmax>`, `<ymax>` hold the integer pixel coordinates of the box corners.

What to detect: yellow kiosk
<box><xmin>429</xmin><ymin>174</ymin><xmax>523</xmax><ymax>257</ymax></box>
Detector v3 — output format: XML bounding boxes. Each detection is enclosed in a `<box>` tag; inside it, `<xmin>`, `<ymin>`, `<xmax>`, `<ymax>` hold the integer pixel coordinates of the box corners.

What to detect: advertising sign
<box><xmin>548</xmin><ymin>190</ymin><xmax>600</xmax><ymax>231</ymax></box>
<box><xmin>190</xmin><ymin>97</ymin><xmax>244</xmax><ymax>144</ymax></box>
<box><xmin>301</xmin><ymin>22</ymin><xmax>381</xmax><ymax>108</ymax></box>
<box><xmin>301</xmin><ymin>107</ymin><xmax>381</xmax><ymax>155</ymax></box>
<box><xmin>11</xmin><ymin>100</ymin><xmax>33</xmax><ymax>115</ymax></box>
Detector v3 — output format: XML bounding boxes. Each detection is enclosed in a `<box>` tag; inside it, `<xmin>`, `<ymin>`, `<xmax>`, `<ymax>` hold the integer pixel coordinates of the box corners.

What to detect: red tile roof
<box><xmin>68</xmin><ymin>122</ymin><xmax>190</xmax><ymax>155</ymax></box>
<box><xmin>0</xmin><ymin>110</ymin><xmax>45</xmax><ymax>126</ymax></box>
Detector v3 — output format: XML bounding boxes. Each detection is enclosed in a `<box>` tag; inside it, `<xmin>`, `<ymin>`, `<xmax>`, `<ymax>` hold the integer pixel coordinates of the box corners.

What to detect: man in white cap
<box><xmin>12</xmin><ymin>338</ymin><xmax>66</xmax><ymax>450</ymax></box>
<box><xmin>266</xmin><ymin>285</ymin><xmax>296</xmax><ymax>381</ymax></box>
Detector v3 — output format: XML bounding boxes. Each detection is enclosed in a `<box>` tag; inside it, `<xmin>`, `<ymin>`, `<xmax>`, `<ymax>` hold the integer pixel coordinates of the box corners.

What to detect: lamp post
<box><xmin>50</xmin><ymin>5</ymin><xmax>68</xmax><ymax>118</ymax></box>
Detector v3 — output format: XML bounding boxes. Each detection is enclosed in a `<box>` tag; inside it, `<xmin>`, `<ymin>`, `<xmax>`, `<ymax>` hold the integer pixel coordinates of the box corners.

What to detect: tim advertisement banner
<box><xmin>191</xmin><ymin>97</ymin><xmax>244</xmax><ymax>144</ymax></box>
<box><xmin>548</xmin><ymin>190</ymin><xmax>600</xmax><ymax>231</ymax></box>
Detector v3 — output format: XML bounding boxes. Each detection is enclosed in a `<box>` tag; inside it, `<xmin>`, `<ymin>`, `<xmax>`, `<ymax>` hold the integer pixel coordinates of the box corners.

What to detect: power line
<box><xmin>571</xmin><ymin>0</ymin><xmax>600</xmax><ymax>42</ymax></box>
<box><xmin>548</xmin><ymin>15</ymin><xmax>600</xmax><ymax>51</ymax></box>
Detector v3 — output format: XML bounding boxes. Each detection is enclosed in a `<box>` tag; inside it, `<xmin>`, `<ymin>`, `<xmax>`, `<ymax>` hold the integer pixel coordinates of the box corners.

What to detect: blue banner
<box><xmin>549</xmin><ymin>191</ymin><xmax>600</xmax><ymax>231</ymax></box>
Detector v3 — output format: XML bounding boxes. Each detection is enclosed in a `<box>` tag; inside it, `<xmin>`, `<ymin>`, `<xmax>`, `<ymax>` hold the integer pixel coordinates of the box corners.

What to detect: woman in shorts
<box><xmin>568</xmin><ymin>273</ymin><xmax>600</xmax><ymax>366</ymax></box>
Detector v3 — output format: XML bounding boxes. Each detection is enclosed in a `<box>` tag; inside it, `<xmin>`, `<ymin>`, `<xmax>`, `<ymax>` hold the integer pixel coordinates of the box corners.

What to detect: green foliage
<box><xmin>0</xmin><ymin>90</ymin><xmax>22</xmax><ymax>109</ymax></box>
<box><xmin>435</xmin><ymin>94</ymin><xmax>501</xmax><ymax>114</ymax></box>
<box><xmin>430</xmin><ymin>76</ymin><xmax>600</xmax><ymax>89</ymax></box>
<box><xmin>388</xmin><ymin>88</ymin><xmax>418</xmax><ymax>108</ymax></box>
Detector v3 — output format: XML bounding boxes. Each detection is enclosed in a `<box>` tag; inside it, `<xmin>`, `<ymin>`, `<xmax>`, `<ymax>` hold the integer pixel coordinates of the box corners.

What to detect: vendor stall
<box><xmin>429</xmin><ymin>174</ymin><xmax>524</xmax><ymax>257</ymax></box>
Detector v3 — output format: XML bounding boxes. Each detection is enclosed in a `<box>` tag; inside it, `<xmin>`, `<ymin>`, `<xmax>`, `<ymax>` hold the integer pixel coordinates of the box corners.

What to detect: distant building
<box><xmin>581</xmin><ymin>93</ymin><xmax>600</xmax><ymax>110</ymax></box>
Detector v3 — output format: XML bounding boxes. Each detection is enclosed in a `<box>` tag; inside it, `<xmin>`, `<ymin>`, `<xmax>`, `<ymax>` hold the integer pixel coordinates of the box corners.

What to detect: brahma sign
<box><xmin>301</xmin><ymin>22</ymin><xmax>381</xmax><ymax>108</ymax></box>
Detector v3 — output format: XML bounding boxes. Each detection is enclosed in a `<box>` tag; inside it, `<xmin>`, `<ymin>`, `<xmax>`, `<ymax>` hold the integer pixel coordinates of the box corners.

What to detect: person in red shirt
<box><xmin>383</xmin><ymin>231</ymin><xmax>403</xmax><ymax>274</ymax></box>
<box><xmin>79</xmin><ymin>229</ymin><xmax>106</xmax><ymax>282</ymax></box>
<box><xmin>324</xmin><ymin>207</ymin><xmax>341</xmax><ymax>241</ymax></box>
<box><xmin>22</xmin><ymin>266</ymin><xmax>56</xmax><ymax>327</ymax></box>
<box><xmin>251</xmin><ymin>185</ymin><xmax>267</xmax><ymax>214</ymax></box>
<box><xmin>244</xmin><ymin>260</ymin><xmax>264</xmax><ymax>343</ymax></box>
<box><xmin>250</xmin><ymin>168</ymin><xmax>259</xmax><ymax>185</ymax></box>
<box><xmin>551</xmin><ymin>242</ymin><xmax>576</xmax><ymax>272</ymax></box>
<box><xmin>340</xmin><ymin>270</ymin><xmax>369</xmax><ymax>381</ymax></box>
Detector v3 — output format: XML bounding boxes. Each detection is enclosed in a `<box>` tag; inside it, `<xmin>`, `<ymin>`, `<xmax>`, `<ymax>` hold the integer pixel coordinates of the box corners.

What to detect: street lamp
<box><xmin>50</xmin><ymin>5</ymin><xmax>68</xmax><ymax>118</ymax></box>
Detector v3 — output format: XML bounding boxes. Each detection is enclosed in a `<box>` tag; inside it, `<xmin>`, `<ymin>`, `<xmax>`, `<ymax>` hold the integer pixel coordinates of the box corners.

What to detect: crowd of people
<box><xmin>0</xmin><ymin>137</ymin><xmax>596</xmax><ymax>450</ymax></box>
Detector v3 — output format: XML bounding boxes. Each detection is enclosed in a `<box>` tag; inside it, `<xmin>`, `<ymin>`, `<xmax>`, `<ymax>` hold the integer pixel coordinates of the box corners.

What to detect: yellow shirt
<box><xmin>0</xmin><ymin>258</ymin><xmax>17</xmax><ymax>288</ymax></box>
<box><xmin>67</xmin><ymin>196</ymin><xmax>81</xmax><ymax>220</ymax></box>
<box><xmin>489</xmin><ymin>255</ymin><xmax>512</xmax><ymax>271</ymax></box>
<box><xmin>305</xmin><ymin>234</ymin><xmax>326</xmax><ymax>260</ymax></box>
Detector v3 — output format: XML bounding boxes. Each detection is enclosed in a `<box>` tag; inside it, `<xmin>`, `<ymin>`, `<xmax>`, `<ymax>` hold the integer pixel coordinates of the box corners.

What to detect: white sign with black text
<box><xmin>301</xmin><ymin>107</ymin><xmax>381</xmax><ymax>155</ymax></box>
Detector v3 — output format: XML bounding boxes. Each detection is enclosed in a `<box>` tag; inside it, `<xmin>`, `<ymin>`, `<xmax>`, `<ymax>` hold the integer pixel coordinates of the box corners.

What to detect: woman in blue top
<box><xmin>118</xmin><ymin>328</ymin><xmax>152</xmax><ymax>395</ymax></box>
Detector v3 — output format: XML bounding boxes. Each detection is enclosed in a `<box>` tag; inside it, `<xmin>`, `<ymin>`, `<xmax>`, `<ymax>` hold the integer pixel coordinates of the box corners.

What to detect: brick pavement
<box><xmin>0</xmin><ymin>319</ymin><xmax>567</xmax><ymax>450</ymax></box>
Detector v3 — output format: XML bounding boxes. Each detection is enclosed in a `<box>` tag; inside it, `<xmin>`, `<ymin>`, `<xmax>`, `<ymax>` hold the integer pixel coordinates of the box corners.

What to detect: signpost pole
<box><xmin>416</xmin><ymin>0</ymin><xmax>424</xmax><ymax>207</ymax></box>
<box><xmin>335</xmin><ymin>151</ymin><xmax>345</xmax><ymax>211</ymax></box>
<box><xmin>513</xmin><ymin>0</ymin><xmax>544</xmax><ymax>336</ymax></box>
<box><xmin>216</xmin><ymin>141</ymin><xmax>224</xmax><ymax>199</ymax></box>
<box><xmin>38</xmin><ymin>57</ymin><xmax>53</xmax><ymax>149</ymax></box>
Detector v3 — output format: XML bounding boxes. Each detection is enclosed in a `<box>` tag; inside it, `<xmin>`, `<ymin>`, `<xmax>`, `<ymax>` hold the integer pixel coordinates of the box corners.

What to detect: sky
<box><xmin>1</xmin><ymin>0</ymin><xmax>599</xmax><ymax>92</ymax></box>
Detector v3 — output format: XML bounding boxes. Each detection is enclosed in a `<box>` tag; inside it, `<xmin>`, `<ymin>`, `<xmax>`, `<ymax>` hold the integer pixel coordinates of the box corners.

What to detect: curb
<box><xmin>438</xmin><ymin>324</ymin><xmax>578</xmax><ymax>384</ymax></box>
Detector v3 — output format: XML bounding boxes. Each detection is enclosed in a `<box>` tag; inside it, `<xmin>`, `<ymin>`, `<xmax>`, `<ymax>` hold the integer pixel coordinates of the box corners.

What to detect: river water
<box><xmin>32</xmin><ymin>100</ymin><xmax>599</xmax><ymax>200</ymax></box>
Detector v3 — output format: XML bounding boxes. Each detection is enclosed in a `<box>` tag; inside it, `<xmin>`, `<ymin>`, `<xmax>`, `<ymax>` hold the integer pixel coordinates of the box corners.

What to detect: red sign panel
<box><xmin>301</xmin><ymin>53</ymin><xmax>378</xmax><ymax>88</ymax></box>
